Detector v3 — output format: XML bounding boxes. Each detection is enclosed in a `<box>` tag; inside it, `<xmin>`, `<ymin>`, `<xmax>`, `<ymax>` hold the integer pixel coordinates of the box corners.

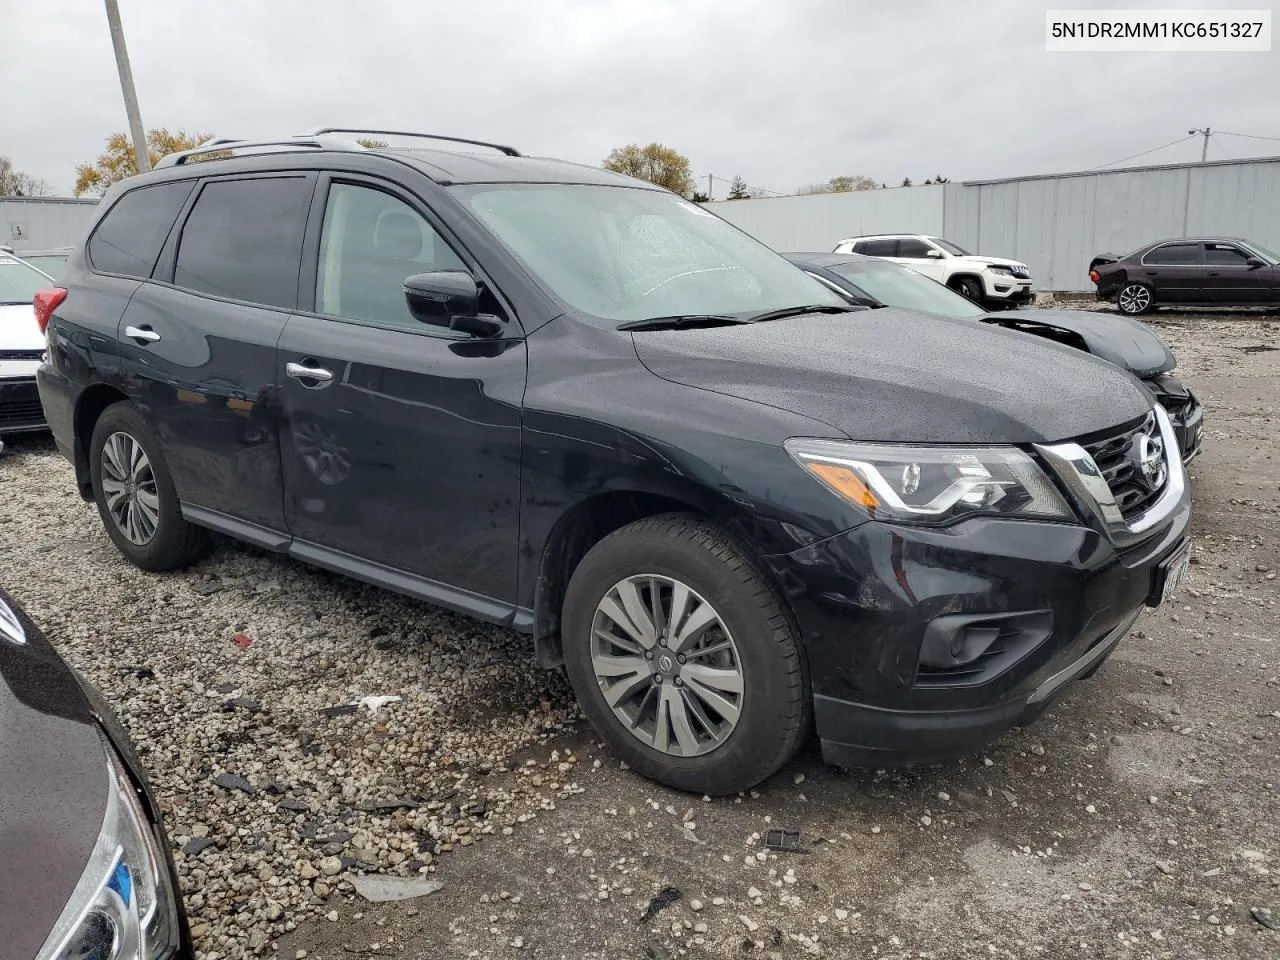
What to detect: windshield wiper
<box><xmin>744</xmin><ymin>304</ymin><xmax>855</xmax><ymax>324</ymax></box>
<box><xmin>617</xmin><ymin>314</ymin><xmax>751</xmax><ymax>332</ymax></box>
<box><xmin>0</xmin><ymin>300</ymin><xmax>31</xmax><ymax>306</ymax></box>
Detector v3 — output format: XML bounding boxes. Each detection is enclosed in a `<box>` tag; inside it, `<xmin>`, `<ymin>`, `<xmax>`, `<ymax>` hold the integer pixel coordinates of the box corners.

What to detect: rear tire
<box><xmin>561</xmin><ymin>514</ymin><xmax>810</xmax><ymax>795</ymax></box>
<box><xmin>89</xmin><ymin>402</ymin><xmax>210</xmax><ymax>571</ymax></box>
<box><xmin>954</xmin><ymin>276</ymin><xmax>984</xmax><ymax>305</ymax></box>
<box><xmin>1117</xmin><ymin>282</ymin><xmax>1154</xmax><ymax>315</ymax></box>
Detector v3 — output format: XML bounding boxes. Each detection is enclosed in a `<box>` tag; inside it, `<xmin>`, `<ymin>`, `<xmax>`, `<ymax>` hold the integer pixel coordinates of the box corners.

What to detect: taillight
<box><xmin>33</xmin><ymin>287</ymin><xmax>67</xmax><ymax>334</ymax></box>
<box><xmin>1088</xmin><ymin>270</ymin><xmax>1100</xmax><ymax>284</ymax></box>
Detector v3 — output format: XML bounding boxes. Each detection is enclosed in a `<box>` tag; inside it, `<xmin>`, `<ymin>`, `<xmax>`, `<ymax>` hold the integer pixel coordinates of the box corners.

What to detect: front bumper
<box><xmin>1146</xmin><ymin>374</ymin><xmax>1204</xmax><ymax>463</ymax></box>
<box><xmin>1</xmin><ymin>375</ymin><xmax>48</xmax><ymax>434</ymax></box>
<box><xmin>764</xmin><ymin>492</ymin><xmax>1191</xmax><ymax>768</ymax></box>
<box><xmin>986</xmin><ymin>277</ymin><xmax>1034</xmax><ymax>304</ymax></box>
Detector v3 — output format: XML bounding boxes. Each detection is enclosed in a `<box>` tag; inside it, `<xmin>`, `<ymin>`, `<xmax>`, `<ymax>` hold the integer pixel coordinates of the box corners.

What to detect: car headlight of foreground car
<box><xmin>986</xmin><ymin>265</ymin><xmax>1014</xmax><ymax>276</ymax></box>
<box><xmin>785</xmin><ymin>439</ymin><xmax>1071</xmax><ymax>523</ymax></box>
<box><xmin>35</xmin><ymin>742</ymin><xmax>181</xmax><ymax>960</ymax></box>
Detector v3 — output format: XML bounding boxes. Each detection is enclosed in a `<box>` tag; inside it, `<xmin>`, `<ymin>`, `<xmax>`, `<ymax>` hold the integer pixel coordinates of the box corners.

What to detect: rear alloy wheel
<box><xmin>955</xmin><ymin>277</ymin><xmax>984</xmax><ymax>304</ymax></box>
<box><xmin>562</xmin><ymin>515</ymin><xmax>810</xmax><ymax>795</ymax></box>
<box><xmin>90</xmin><ymin>402</ymin><xmax>210</xmax><ymax>571</ymax></box>
<box><xmin>1117</xmin><ymin>282</ymin><xmax>1154</xmax><ymax>315</ymax></box>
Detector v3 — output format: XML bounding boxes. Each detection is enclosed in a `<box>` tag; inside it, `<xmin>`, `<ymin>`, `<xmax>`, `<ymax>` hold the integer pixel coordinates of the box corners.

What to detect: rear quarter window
<box><xmin>88</xmin><ymin>180</ymin><xmax>196</xmax><ymax>279</ymax></box>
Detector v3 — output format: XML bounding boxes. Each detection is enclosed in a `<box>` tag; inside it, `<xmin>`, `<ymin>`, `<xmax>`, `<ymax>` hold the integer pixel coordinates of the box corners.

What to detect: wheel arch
<box><xmin>530</xmin><ymin>489</ymin><xmax>775</xmax><ymax>668</ymax></box>
<box><xmin>947</xmin><ymin>271</ymin><xmax>986</xmax><ymax>295</ymax></box>
<box><xmin>73</xmin><ymin>383</ymin><xmax>130</xmax><ymax>499</ymax></box>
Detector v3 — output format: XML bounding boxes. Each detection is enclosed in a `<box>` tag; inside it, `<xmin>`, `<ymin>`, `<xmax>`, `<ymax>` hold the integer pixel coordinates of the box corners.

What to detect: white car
<box><xmin>833</xmin><ymin>234</ymin><xmax>1033</xmax><ymax>308</ymax></box>
<box><xmin>0</xmin><ymin>253</ymin><xmax>53</xmax><ymax>444</ymax></box>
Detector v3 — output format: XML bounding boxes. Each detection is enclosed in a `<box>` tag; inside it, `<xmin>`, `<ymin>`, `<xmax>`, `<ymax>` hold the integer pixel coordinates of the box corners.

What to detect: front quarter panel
<box><xmin>516</xmin><ymin>318</ymin><xmax>866</xmax><ymax>609</ymax></box>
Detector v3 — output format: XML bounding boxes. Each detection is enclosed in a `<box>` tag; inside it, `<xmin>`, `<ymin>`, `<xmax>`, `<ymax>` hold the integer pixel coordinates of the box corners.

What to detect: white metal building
<box><xmin>708</xmin><ymin>156</ymin><xmax>1280</xmax><ymax>292</ymax></box>
<box><xmin>1</xmin><ymin>197</ymin><xmax>99</xmax><ymax>252</ymax></box>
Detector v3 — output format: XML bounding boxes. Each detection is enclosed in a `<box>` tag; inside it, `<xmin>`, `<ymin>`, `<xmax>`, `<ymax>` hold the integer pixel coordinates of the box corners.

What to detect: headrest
<box><xmin>374</xmin><ymin>212</ymin><xmax>423</xmax><ymax>259</ymax></box>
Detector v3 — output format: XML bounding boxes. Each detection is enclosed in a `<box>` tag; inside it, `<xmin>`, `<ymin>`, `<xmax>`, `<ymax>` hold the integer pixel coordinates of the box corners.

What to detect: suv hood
<box><xmin>0</xmin><ymin>302</ymin><xmax>44</xmax><ymax>351</ymax></box>
<box><xmin>958</xmin><ymin>255</ymin><xmax>1026</xmax><ymax>269</ymax></box>
<box><xmin>994</xmin><ymin>309</ymin><xmax>1175</xmax><ymax>377</ymax></box>
<box><xmin>632</xmin><ymin>309</ymin><xmax>1152</xmax><ymax>444</ymax></box>
<box><xmin>0</xmin><ymin>591</ymin><xmax>108</xmax><ymax>960</ymax></box>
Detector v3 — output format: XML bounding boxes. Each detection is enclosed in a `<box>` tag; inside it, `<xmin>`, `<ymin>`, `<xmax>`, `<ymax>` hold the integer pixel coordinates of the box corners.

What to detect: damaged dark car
<box><xmin>0</xmin><ymin>589</ymin><xmax>192</xmax><ymax>960</ymax></box>
<box><xmin>788</xmin><ymin>252</ymin><xmax>1204</xmax><ymax>463</ymax></box>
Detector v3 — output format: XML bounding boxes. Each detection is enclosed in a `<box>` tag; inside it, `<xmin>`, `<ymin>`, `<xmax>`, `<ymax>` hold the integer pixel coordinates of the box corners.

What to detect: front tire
<box><xmin>954</xmin><ymin>276</ymin><xmax>985</xmax><ymax>305</ymax></box>
<box><xmin>90</xmin><ymin>402</ymin><xmax>210</xmax><ymax>571</ymax></box>
<box><xmin>561</xmin><ymin>515</ymin><xmax>810</xmax><ymax>795</ymax></box>
<box><xmin>1117</xmin><ymin>281</ymin><xmax>1154</xmax><ymax>315</ymax></box>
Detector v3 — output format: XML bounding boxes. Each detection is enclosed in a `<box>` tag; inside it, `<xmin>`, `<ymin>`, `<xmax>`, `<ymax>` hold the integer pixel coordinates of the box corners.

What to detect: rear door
<box><xmin>120</xmin><ymin>172</ymin><xmax>316</xmax><ymax>534</ymax></box>
<box><xmin>277</xmin><ymin>175</ymin><xmax>525</xmax><ymax>604</ymax></box>
<box><xmin>1136</xmin><ymin>241</ymin><xmax>1202</xmax><ymax>302</ymax></box>
<box><xmin>1200</xmin><ymin>242</ymin><xmax>1268</xmax><ymax>304</ymax></box>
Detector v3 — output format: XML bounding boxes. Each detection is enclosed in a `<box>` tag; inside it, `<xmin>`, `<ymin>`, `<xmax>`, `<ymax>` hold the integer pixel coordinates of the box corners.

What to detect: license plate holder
<box><xmin>1149</xmin><ymin>540</ymin><xmax>1192</xmax><ymax>607</ymax></box>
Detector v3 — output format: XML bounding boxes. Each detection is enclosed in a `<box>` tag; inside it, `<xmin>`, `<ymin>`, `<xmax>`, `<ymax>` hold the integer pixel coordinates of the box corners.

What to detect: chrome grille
<box><xmin>1079</xmin><ymin>412</ymin><xmax>1167</xmax><ymax>521</ymax></box>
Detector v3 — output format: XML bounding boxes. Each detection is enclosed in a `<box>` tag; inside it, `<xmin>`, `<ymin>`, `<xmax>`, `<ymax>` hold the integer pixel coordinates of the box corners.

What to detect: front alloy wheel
<box><xmin>99</xmin><ymin>431</ymin><xmax>160</xmax><ymax>545</ymax></box>
<box><xmin>591</xmin><ymin>574</ymin><xmax>743</xmax><ymax>757</ymax></box>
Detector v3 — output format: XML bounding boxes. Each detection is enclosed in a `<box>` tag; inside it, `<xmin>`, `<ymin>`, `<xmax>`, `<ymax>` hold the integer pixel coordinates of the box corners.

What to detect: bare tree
<box><xmin>0</xmin><ymin>156</ymin><xmax>53</xmax><ymax>197</ymax></box>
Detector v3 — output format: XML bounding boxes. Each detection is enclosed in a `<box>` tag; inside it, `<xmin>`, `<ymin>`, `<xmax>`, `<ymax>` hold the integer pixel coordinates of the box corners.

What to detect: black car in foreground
<box><xmin>0</xmin><ymin>589</ymin><xmax>191</xmax><ymax>960</ymax></box>
<box><xmin>1089</xmin><ymin>237</ymin><xmax>1280</xmax><ymax>315</ymax></box>
<box><xmin>787</xmin><ymin>252</ymin><xmax>1204</xmax><ymax>463</ymax></box>
<box><xmin>36</xmin><ymin>129</ymin><xmax>1191</xmax><ymax>793</ymax></box>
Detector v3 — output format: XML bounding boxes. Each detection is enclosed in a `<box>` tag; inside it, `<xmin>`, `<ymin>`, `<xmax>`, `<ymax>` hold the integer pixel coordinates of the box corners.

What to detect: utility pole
<box><xmin>707</xmin><ymin>173</ymin><xmax>713</xmax><ymax>201</ymax></box>
<box><xmin>104</xmin><ymin>0</ymin><xmax>150</xmax><ymax>174</ymax></box>
<box><xmin>1188</xmin><ymin>127</ymin><xmax>1212</xmax><ymax>163</ymax></box>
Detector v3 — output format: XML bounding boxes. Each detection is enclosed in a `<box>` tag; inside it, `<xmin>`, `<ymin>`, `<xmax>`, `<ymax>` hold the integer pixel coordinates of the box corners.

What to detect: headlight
<box><xmin>987</xmin><ymin>265</ymin><xmax>1014</xmax><ymax>276</ymax></box>
<box><xmin>785</xmin><ymin>439</ymin><xmax>1072</xmax><ymax>523</ymax></box>
<box><xmin>36</xmin><ymin>740</ymin><xmax>181</xmax><ymax>960</ymax></box>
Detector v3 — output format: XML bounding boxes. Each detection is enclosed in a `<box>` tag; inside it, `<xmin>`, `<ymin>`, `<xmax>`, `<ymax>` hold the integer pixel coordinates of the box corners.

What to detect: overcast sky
<box><xmin>3</xmin><ymin>0</ymin><xmax>1277</xmax><ymax>197</ymax></box>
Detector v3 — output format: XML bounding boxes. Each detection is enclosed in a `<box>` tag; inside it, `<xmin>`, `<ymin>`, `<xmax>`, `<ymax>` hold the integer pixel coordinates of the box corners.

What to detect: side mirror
<box><xmin>404</xmin><ymin>271</ymin><xmax>503</xmax><ymax>338</ymax></box>
<box><xmin>1246</xmin><ymin>257</ymin><xmax>1265</xmax><ymax>268</ymax></box>
<box><xmin>926</xmin><ymin>249</ymin><xmax>944</xmax><ymax>258</ymax></box>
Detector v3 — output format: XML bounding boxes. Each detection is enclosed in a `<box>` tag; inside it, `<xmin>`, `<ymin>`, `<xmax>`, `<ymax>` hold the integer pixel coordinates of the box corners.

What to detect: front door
<box><xmin>120</xmin><ymin>173</ymin><xmax>316</xmax><ymax>532</ymax></box>
<box><xmin>1200</xmin><ymin>242</ymin><xmax>1272</xmax><ymax>304</ymax></box>
<box><xmin>278</xmin><ymin>177</ymin><xmax>525</xmax><ymax>604</ymax></box>
<box><xmin>892</xmin><ymin>237</ymin><xmax>947</xmax><ymax>282</ymax></box>
<box><xmin>1135</xmin><ymin>241</ymin><xmax>1202</xmax><ymax>303</ymax></box>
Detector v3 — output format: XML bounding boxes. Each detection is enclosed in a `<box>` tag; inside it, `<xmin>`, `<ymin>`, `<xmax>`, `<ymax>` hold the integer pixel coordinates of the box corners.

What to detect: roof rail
<box><xmin>304</xmin><ymin>127</ymin><xmax>521</xmax><ymax>157</ymax></box>
<box><xmin>155</xmin><ymin>135</ymin><xmax>365</xmax><ymax>168</ymax></box>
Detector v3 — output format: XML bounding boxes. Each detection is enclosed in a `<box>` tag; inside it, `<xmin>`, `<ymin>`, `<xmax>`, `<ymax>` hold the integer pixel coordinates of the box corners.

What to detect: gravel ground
<box><xmin>1</xmin><ymin>309</ymin><xmax>1277</xmax><ymax>960</ymax></box>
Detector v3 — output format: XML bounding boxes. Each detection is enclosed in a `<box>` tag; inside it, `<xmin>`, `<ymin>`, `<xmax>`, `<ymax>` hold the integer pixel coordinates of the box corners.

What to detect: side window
<box><xmin>88</xmin><ymin>180</ymin><xmax>194</xmax><ymax>279</ymax></box>
<box><xmin>896</xmin><ymin>238</ymin><xmax>933</xmax><ymax>258</ymax></box>
<box><xmin>1204</xmin><ymin>243</ymin><xmax>1250</xmax><ymax>265</ymax></box>
<box><xmin>173</xmin><ymin>177</ymin><xmax>313</xmax><ymax>309</ymax></box>
<box><xmin>1143</xmin><ymin>243</ymin><xmax>1200</xmax><ymax>265</ymax></box>
<box><xmin>860</xmin><ymin>239</ymin><xmax>899</xmax><ymax>257</ymax></box>
<box><xmin>315</xmin><ymin>183</ymin><xmax>466</xmax><ymax>329</ymax></box>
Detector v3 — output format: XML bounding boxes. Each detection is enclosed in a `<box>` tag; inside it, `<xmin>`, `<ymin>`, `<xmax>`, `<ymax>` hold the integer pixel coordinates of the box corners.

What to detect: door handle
<box><xmin>1207</xmin><ymin>271</ymin><xmax>1220</xmax><ymax>277</ymax></box>
<box><xmin>125</xmin><ymin>325</ymin><xmax>161</xmax><ymax>343</ymax></box>
<box><xmin>286</xmin><ymin>361</ymin><xmax>334</xmax><ymax>383</ymax></box>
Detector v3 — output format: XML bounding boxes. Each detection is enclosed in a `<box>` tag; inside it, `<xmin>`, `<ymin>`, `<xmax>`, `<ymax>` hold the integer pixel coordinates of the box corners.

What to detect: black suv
<box><xmin>36</xmin><ymin>130</ymin><xmax>1192</xmax><ymax>794</ymax></box>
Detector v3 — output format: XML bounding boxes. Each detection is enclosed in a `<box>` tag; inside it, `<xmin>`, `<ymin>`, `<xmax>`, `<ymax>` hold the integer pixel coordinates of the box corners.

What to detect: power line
<box><xmin>1093</xmin><ymin>134</ymin><xmax>1197</xmax><ymax>170</ymax></box>
<box><xmin>1215</xmin><ymin>130</ymin><xmax>1280</xmax><ymax>143</ymax></box>
<box><xmin>1213</xmin><ymin>138</ymin><xmax>1233</xmax><ymax>161</ymax></box>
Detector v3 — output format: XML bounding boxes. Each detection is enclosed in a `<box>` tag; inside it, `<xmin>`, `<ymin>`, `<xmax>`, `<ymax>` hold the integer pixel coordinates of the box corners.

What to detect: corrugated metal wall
<box><xmin>1</xmin><ymin>198</ymin><xmax>99</xmax><ymax>251</ymax></box>
<box><xmin>712</xmin><ymin>156</ymin><xmax>1280</xmax><ymax>292</ymax></box>
<box><xmin>707</xmin><ymin>184</ymin><xmax>946</xmax><ymax>253</ymax></box>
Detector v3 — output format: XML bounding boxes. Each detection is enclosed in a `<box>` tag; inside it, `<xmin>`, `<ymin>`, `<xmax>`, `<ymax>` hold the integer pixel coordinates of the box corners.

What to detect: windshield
<box><xmin>457</xmin><ymin>184</ymin><xmax>845</xmax><ymax>325</ymax></box>
<box><xmin>1244</xmin><ymin>241</ymin><xmax>1280</xmax><ymax>264</ymax></box>
<box><xmin>929</xmin><ymin>237</ymin><xmax>972</xmax><ymax>257</ymax></box>
<box><xmin>0</xmin><ymin>256</ymin><xmax>51</xmax><ymax>304</ymax></box>
<box><xmin>828</xmin><ymin>259</ymin><xmax>985</xmax><ymax>320</ymax></box>
<box><xmin>20</xmin><ymin>254</ymin><xmax>68</xmax><ymax>281</ymax></box>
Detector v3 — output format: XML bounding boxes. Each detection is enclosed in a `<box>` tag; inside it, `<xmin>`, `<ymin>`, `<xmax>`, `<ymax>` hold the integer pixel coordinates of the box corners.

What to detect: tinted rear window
<box><xmin>88</xmin><ymin>180</ymin><xmax>195</xmax><ymax>279</ymax></box>
<box><xmin>173</xmin><ymin>176</ymin><xmax>312</xmax><ymax>309</ymax></box>
<box><xmin>858</xmin><ymin>239</ymin><xmax>898</xmax><ymax>257</ymax></box>
<box><xmin>1144</xmin><ymin>243</ymin><xmax>1200</xmax><ymax>265</ymax></box>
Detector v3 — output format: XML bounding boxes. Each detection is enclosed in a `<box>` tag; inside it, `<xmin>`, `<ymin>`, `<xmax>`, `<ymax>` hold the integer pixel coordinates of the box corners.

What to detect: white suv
<box><xmin>833</xmin><ymin>234</ymin><xmax>1033</xmax><ymax>308</ymax></box>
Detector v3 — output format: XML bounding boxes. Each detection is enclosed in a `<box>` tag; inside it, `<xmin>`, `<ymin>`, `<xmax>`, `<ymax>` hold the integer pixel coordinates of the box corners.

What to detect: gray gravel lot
<box><xmin>1</xmin><ymin>309</ymin><xmax>1277</xmax><ymax>960</ymax></box>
